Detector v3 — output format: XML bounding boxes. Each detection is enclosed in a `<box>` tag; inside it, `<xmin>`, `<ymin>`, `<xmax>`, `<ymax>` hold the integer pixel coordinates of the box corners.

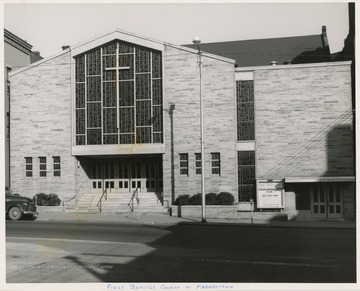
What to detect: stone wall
<box><xmin>255</xmin><ymin>63</ymin><xmax>354</xmax><ymax>179</ymax></box>
<box><xmin>162</xmin><ymin>46</ymin><xmax>237</xmax><ymax>205</ymax></box>
<box><xmin>10</xmin><ymin>52</ymin><xmax>77</xmax><ymax>200</ymax></box>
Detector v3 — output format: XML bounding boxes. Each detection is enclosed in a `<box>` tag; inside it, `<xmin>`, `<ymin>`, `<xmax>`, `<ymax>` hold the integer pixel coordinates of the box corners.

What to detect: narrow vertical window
<box><xmin>195</xmin><ymin>153</ymin><xmax>202</xmax><ymax>175</ymax></box>
<box><xmin>211</xmin><ymin>153</ymin><xmax>221</xmax><ymax>175</ymax></box>
<box><xmin>53</xmin><ymin>156</ymin><xmax>61</xmax><ymax>177</ymax></box>
<box><xmin>238</xmin><ymin>151</ymin><xmax>255</xmax><ymax>202</ymax></box>
<box><xmin>25</xmin><ymin>157</ymin><xmax>33</xmax><ymax>177</ymax></box>
<box><xmin>237</xmin><ymin>80</ymin><xmax>254</xmax><ymax>141</ymax></box>
<box><xmin>179</xmin><ymin>154</ymin><xmax>188</xmax><ymax>176</ymax></box>
<box><xmin>39</xmin><ymin>157</ymin><xmax>47</xmax><ymax>177</ymax></box>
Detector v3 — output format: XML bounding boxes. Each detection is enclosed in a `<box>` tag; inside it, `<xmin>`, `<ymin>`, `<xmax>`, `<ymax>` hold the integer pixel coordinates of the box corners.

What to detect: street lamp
<box><xmin>193</xmin><ymin>36</ymin><xmax>206</xmax><ymax>223</ymax></box>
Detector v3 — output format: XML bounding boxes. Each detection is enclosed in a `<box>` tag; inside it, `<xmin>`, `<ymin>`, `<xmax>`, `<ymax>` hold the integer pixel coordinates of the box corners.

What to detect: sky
<box><xmin>3</xmin><ymin>1</ymin><xmax>350</xmax><ymax>59</ymax></box>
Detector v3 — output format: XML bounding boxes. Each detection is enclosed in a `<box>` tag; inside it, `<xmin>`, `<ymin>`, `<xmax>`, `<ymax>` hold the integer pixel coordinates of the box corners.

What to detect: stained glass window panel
<box><xmin>152</xmin><ymin>106</ymin><xmax>162</xmax><ymax>132</ymax></box>
<box><xmin>87</xmin><ymin>103</ymin><xmax>101</xmax><ymax>128</ymax></box>
<box><xmin>103</xmin><ymin>82</ymin><xmax>117</xmax><ymax>107</ymax></box>
<box><xmin>136</xmin><ymin>127</ymin><xmax>152</xmax><ymax>144</ymax></box>
<box><xmin>119</xmin><ymin>42</ymin><xmax>133</xmax><ymax>54</ymax></box>
<box><xmin>120</xmin><ymin>134</ymin><xmax>135</xmax><ymax>144</ymax></box>
<box><xmin>237</xmin><ymin>80</ymin><xmax>255</xmax><ymax>141</ymax></box>
<box><xmin>76</xmin><ymin>110</ymin><xmax>85</xmax><ymax>134</ymax></box>
<box><xmin>75</xmin><ymin>83</ymin><xmax>85</xmax><ymax>109</ymax></box>
<box><xmin>135</xmin><ymin>48</ymin><xmax>150</xmax><ymax>73</ymax></box>
<box><xmin>153</xmin><ymin>133</ymin><xmax>162</xmax><ymax>143</ymax></box>
<box><xmin>103</xmin><ymin>108</ymin><xmax>117</xmax><ymax>133</ymax></box>
<box><xmin>87</xmin><ymin>129</ymin><xmax>102</xmax><ymax>145</ymax></box>
<box><xmin>152</xmin><ymin>79</ymin><xmax>162</xmax><ymax>105</ymax></box>
<box><xmin>136</xmin><ymin>101</ymin><xmax>151</xmax><ymax>126</ymax></box>
<box><xmin>238</xmin><ymin>151</ymin><xmax>255</xmax><ymax>202</ymax></box>
<box><xmin>103</xmin><ymin>42</ymin><xmax>117</xmax><ymax>55</ymax></box>
<box><xmin>75</xmin><ymin>56</ymin><xmax>85</xmax><ymax>82</ymax></box>
<box><xmin>119</xmin><ymin>108</ymin><xmax>134</xmax><ymax>133</ymax></box>
<box><xmin>87</xmin><ymin>77</ymin><xmax>101</xmax><ymax>102</ymax></box>
<box><xmin>103</xmin><ymin>55</ymin><xmax>116</xmax><ymax>69</ymax></box>
<box><xmin>152</xmin><ymin>52</ymin><xmax>162</xmax><ymax>78</ymax></box>
<box><xmin>76</xmin><ymin>136</ymin><xmax>85</xmax><ymax>145</ymax></box>
<box><xmin>103</xmin><ymin>135</ymin><xmax>118</xmax><ymax>144</ymax></box>
<box><xmin>136</xmin><ymin>74</ymin><xmax>151</xmax><ymax>100</ymax></box>
<box><xmin>119</xmin><ymin>81</ymin><xmax>134</xmax><ymax>106</ymax></box>
<box><xmin>86</xmin><ymin>49</ymin><xmax>101</xmax><ymax>76</ymax></box>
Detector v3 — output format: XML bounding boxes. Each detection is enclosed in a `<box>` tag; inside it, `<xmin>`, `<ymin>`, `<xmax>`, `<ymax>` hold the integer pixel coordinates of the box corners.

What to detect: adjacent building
<box><xmin>8</xmin><ymin>26</ymin><xmax>355</xmax><ymax>220</ymax></box>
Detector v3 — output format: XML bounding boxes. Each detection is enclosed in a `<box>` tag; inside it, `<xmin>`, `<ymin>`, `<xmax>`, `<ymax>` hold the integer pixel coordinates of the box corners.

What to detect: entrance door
<box><xmin>327</xmin><ymin>184</ymin><xmax>343</xmax><ymax>219</ymax></box>
<box><xmin>311</xmin><ymin>185</ymin><xmax>327</xmax><ymax>219</ymax></box>
<box><xmin>89</xmin><ymin>156</ymin><xmax>162</xmax><ymax>193</ymax></box>
<box><xmin>118</xmin><ymin>161</ymin><xmax>130</xmax><ymax>192</ymax></box>
<box><xmin>311</xmin><ymin>184</ymin><xmax>343</xmax><ymax>219</ymax></box>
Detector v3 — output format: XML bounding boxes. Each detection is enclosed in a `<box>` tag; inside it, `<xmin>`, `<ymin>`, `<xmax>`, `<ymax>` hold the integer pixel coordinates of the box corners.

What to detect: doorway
<box><xmin>89</xmin><ymin>155</ymin><xmax>163</xmax><ymax>193</ymax></box>
<box><xmin>311</xmin><ymin>183</ymin><xmax>343</xmax><ymax>219</ymax></box>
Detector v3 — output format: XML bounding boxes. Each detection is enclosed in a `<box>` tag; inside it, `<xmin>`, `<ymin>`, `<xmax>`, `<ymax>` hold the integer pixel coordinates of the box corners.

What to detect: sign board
<box><xmin>256</xmin><ymin>180</ymin><xmax>285</xmax><ymax>209</ymax></box>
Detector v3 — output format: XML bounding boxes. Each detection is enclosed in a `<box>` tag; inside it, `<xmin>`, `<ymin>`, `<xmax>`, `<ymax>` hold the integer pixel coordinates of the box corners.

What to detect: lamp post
<box><xmin>193</xmin><ymin>36</ymin><xmax>206</xmax><ymax>223</ymax></box>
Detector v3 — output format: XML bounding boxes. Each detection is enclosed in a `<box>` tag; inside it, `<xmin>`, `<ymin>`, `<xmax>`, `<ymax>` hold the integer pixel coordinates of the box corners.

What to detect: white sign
<box><xmin>256</xmin><ymin>180</ymin><xmax>284</xmax><ymax>209</ymax></box>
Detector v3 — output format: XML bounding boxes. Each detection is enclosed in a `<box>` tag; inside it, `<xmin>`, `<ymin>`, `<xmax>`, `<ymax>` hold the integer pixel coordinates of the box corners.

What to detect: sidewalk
<box><xmin>32</xmin><ymin>211</ymin><xmax>356</xmax><ymax>229</ymax></box>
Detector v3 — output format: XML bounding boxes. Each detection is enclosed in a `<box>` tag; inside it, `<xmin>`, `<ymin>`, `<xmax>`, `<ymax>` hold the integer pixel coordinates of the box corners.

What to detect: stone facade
<box><xmin>254</xmin><ymin>63</ymin><xmax>354</xmax><ymax>179</ymax></box>
<box><xmin>8</xmin><ymin>30</ymin><xmax>354</xmax><ymax>220</ymax></box>
<box><xmin>162</xmin><ymin>46</ymin><xmax>237</xmax><ymax>205</ymax></box>
<box><xmin>10</xmin><ymin>52</ymin><xmax>78</xmax><ymax>200</ymax></box>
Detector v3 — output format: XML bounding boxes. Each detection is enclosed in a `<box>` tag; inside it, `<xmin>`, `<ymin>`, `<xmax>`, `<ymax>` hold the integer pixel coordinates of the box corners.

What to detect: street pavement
<box><xmin>5</xmin><ymin>212</ymin><xmax>357</xmax><ymax>285</ymax></box>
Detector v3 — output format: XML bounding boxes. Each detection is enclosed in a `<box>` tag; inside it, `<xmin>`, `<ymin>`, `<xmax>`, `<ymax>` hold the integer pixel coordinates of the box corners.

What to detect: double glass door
<box><xmin>311</xmin><ymin>184</ymin><xmax>343</xmax><ymax>219</ymax></box>
<box><xmin>91</xmin><ymin>157</ymin><xmax>162</xmax><ymax>193</ymax></box>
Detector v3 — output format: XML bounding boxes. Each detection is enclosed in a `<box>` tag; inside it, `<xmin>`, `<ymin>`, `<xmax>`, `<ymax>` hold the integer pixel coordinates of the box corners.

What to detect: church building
<box><xmin>9</xmin><ymin>28</ymin><xmax>355</xmax><ymax>220</ymax></box>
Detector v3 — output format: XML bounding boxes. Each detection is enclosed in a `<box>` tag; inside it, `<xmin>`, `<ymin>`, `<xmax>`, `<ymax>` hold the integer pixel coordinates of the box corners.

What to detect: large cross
<box><xmin>105</xmin><ymin>54</ymin><xmax>131</xmax><ymax>131</ymax></box>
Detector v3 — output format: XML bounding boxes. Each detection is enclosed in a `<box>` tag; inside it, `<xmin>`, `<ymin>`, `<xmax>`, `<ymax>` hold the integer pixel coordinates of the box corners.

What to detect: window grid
<box><xmin>75</xmin><ymin>41</ymin><xmax>163</xmax><ymax>145</ymax></box>
<box><xmin>195</xmin><ymin>153</ymin><xmax>202</xmax><ymax>175</ymax></box>
<box><xmin>25</xmin><ymin>157</ymin><xmax>33</xmax><ymax>177</ymax></box>
<box><xmin>211</xmin><ymin>153</ymin><xmax>221</xmax><ymax>175</ymax></box>
<box><xmin>238</xmin><ymin>151</ymin><xmax>255</xmax><ymax>202</ymax></box>
<box><xmin>39</xmin><ymin>157</ymin><xmax>47</xmax><ymax>177</ymax></box>
<box><xmin>237</xmin><ymin>80</ymin><xmax>255</xmax><ymax>141</ymax></box>
<box><xmin>179</xmin><ymin>154</ymin><xmax>189</xmax><ymax>176</ymax></box>
<box><xmin>53</xmin><ymin>156</ymin><xmax>61</xmax><ymax>177</ymax></box>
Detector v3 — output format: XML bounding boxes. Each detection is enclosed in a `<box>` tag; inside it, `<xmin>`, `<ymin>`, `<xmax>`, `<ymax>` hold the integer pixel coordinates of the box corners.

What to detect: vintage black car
<box><xmin>6</xmin><ymin>194</ymin><xmax>38</xmax><ymax>220</ymax></box>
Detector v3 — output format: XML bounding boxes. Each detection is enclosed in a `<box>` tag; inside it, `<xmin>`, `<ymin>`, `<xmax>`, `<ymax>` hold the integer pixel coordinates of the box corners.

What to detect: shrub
<box><xmin>216</xmin><ymin>192</ymin><xmax>235</xmax><ymax>205</ymax></box>
<box><xmin>189</xmin><ymin>193</ymin><xmax>202</xmax><ymax>205</ymax></box>
<box><xmin>174</xmin><ymin>194</ymin><xmax>190</xmax><ymax>205</ymax></box>
<box><xmin>205</xmin><ymin>193</ymin><xmax>217</xmax><ymax>205</ymax></box>
<box><xmin>33</xmin><ymin>193</ymin><xmax>61</xmax><ymax>206</ymax></box>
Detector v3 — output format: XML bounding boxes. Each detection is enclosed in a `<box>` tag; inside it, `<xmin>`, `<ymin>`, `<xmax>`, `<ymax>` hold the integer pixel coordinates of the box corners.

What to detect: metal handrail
<box><xmin>128</xmin><ymin>187</ymin><xmax>139</xmax><ymax>212</ymax></box>
<box><xmin>62</xmin><ymin>181</ymin><xmax>85</xmax><ymax>212</ymax></box>
<box><xmin>97</xmin><ymin>188</ymin><xmax>108</xmax><ymax>213</ymax></box>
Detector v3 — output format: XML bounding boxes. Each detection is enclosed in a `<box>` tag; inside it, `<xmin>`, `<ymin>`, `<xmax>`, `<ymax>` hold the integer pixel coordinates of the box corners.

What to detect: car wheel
<box><xmin>8</xmin><ymin>207</ymin><xmax>23</xmax><ymax>220</ymax></box>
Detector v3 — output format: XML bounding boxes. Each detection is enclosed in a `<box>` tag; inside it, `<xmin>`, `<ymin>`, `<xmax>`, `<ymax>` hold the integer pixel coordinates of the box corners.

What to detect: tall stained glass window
<box><xmin>74</xmin><ymin>41</ymin><xmax>163</xmax><ymax>145</ymax></box>
<box><xmin>236</xmin><ymin>80</ymin><xmax>254</xmax><ymax>141</ymax></box>
<box><xmin>238</xmin><ymin>151</ymin><xmax>255</xmax><ymax>202</ymax></box>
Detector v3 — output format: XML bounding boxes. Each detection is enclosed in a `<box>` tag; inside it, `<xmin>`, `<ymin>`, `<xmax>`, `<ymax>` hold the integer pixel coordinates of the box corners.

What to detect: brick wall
<box><xmin>255</xmin><ymin>63</ymin><xmax>354</xmax><ymax>179</ymax></box>
<box><xmin>162</xmin><ymin>46</ymin><xmax>237</xmax><ymax>204</ymax></box>
<box><xmin>10</xmin><ymin>52</ymin><xmax>77</xmax><ymax>200</ymax></box>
